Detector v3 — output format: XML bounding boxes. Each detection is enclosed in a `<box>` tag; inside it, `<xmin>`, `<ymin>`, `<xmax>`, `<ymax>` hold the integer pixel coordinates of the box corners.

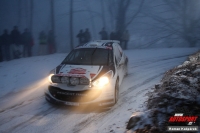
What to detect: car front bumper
<box><xmin>45</xmin><ymin>84</ymin><xmax>115</xmax><ymax>107</ymax></box>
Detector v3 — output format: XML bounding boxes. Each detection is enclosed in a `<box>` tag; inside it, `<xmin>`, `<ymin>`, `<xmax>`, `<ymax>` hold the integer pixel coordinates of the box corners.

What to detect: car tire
<box><xmin>114</xmin><ymin>79</ymin><xmax>119</xmax><ymax>104</ymax></box>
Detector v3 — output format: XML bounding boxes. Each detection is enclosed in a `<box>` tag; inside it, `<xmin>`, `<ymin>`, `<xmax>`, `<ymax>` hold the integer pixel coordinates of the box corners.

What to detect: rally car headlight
<box><xmin>92</xmin><ymin>70</ymin><xmax>113</xmax><ymax>87</ymax></box>
<box><xmin>48</xmin><ymin>74</ymin><xmax>54</xmax><ymax>83</ymax></box>
<box><xmin>92</xmin><ymin>76</ymin><xmax>109</xmax><ymax>87</ymax></box>
<box><xmin>51</xmin><ymin>75</ymin><xmax>61</xmax><ymax>83</ymax></box>
<box><xmin>70</xmin><ymin>77</ymin><xmax>79</xmax><ymax>85</ymax></box>
<box><xmin>61</xmin><ymin>76</ymin><xmax>69</xmax><ymax>84</ymax></box>
<box><xmin>80</xmin><ymin>77</ymin><xmax>89</xmax><ymax>85</ymax></box>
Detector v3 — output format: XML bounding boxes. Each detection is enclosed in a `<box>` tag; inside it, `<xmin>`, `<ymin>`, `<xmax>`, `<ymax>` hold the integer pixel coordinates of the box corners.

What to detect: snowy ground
<box><xmin>0</xmin><ymin>48</ymin><xmax>198</xmax><ymax>133</ymax></box>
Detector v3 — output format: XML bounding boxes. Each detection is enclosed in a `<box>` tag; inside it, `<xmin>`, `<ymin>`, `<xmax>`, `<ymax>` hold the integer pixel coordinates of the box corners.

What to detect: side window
<box><xmin>114</xmin><ymin>44</ymin><xmax>122</xmax><ymax>64</ymax></box>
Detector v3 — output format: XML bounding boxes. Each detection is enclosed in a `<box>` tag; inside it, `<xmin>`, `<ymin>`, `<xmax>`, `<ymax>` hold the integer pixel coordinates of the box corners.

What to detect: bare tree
<box><xmin>30</xmin><ymin>0</ymin><xmax>33</xmax><ymax>32</ymax></box>
<box><xmin>50</xmin><ymin>0</ymin><xmax>55</xmax><ymax>34</ymax></box>
<box><xmin>17</xmin><ymin>0</ymin><xmax>22</xmax><ymax>27</ymax></box>
<box><xmin>50</xmin><ymin>0</ymin><xmax>56</xmax><ymax>51</ymax></box>
<box><xmin>117</xmin><ymin>0</ymin><xmax>145</xmax><ymax>32</ymax></box>
<box><xmin>106</xmin><ymin>0</ymin><xmax>145</xmax><ymax>35</ymax></box>
<box><xmin>143</xmin><ymin>0</ymin><xmax>200</xmax><ymax>47</ymax></box>
<box><xmin>69</xmin><ymin>0</ymin><xmax>73</xmax><ymax>50</ymax></box>
<box><xmin>100</xmin><ymin>0</ymin><xmax>106</xmax><ymax>28</ymax></box>
<box><xmin>84</xmin><ymin>0</ymin><xmax>97</xmax><ymax>39</ymax></box>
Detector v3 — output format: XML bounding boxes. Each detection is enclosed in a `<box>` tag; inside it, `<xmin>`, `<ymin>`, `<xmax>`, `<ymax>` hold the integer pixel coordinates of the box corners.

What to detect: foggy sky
<box><xmin>1</xmin><ymin>0</ymin><xmax>200</xmax><ymax>55</ymax></box>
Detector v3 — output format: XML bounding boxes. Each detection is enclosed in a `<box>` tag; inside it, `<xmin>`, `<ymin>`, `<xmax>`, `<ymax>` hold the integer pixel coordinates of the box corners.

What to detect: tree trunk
<box><xmin>30</xmin><ymin>0</ymin><xmax>33</xmax><ymax>32</ymax></box>
<box><xmin>100</xmin><ymin>0</ymin><xmax>106</xmax><ymax>28</ymax></box>
<box><xmin>85</xmin><ymin>0</ymin><xmax>96</xmax><ymax>39</ymax></box>
<box><xmin>17</xmin><ymin>0</ymin><xmax>21</xmax><ymax>27</ymax></box>
<box><xmin>69</xmin><ymin>0</ymin><xmax>73</xmax><ymax>50</ymax></box>
<box><xmin>115</xmin><ymin>0</ymin><xmax>124</xmax><ymax>32</ymax></box>
<box><xmin>25</xmin><ymin>0</ymin><xmax>28</xmax><ymax>28</ymax></box>
<box><xmin>50</xmin><ymin>0</ymin><xmax>56</xmax><ymax>51</ymax></box>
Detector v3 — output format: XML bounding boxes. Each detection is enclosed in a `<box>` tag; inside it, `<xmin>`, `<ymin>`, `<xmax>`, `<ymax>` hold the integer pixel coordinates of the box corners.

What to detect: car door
<box><xmin>117</xmin><ymin>44</ymin><xmax>126</xmax><ymax>75</ymax></box>
<box><xmin>114</xmin><ymin>43</ymin><xmax>125</xmax><ymax>85</ymax></box>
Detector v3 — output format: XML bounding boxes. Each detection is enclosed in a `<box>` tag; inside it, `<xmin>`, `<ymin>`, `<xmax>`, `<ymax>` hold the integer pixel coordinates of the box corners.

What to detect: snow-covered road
<box><xmin>0</xmin><ymin>48</ymin><xmax>198</xmax><ymax>133</ymax></box>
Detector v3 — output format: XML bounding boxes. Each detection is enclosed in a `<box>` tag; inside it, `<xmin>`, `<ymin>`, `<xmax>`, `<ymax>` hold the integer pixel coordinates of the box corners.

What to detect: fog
<box><xmin>0</xmin><ymin>0</ymin><xmax>200</xmax><ymax>56</ymax></box>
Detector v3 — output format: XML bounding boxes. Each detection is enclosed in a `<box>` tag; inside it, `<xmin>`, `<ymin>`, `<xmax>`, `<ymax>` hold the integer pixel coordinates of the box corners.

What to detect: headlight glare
<box><xmin>48</xmin><ymin>74</ymin><xmax>54</xmax><ymax>83</ymax></box>
<box><xmin>93</xmin><ymin>76</ymin><xmax>109</xmax><ymax>87</ymax></box>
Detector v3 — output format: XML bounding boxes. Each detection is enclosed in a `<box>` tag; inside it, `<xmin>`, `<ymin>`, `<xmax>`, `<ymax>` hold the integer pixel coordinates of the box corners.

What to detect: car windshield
<box><xmin>61</xmin><ymin>48</ymin><xmax>112</xmax><ymax>65</ymax></box>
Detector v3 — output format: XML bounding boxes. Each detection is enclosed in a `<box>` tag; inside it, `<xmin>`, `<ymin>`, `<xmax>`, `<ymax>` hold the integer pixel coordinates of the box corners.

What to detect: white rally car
<box><xmin>45</xmin><ymin>40</ymin><xmax>128</xmax><ymax>107</ymax></box>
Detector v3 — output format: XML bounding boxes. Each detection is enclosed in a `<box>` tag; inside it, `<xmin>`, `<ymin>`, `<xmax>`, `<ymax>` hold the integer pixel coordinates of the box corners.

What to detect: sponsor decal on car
<box><xmin>68</xmin><ymin>68</ymin><xmax>86</xmax><ymax>74</ymax></box>
<box><xmin>90</xmin><ymin>73</ymin><xmax>96</xmax><ymax>79</ymax></box>
<box><xmin>57</xmin><ymin>91</ymin><xmax>88</xmax><ymax>97</ymax></box>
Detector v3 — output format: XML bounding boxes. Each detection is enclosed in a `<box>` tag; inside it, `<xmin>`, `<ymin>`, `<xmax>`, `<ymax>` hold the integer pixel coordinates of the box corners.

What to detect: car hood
<box><xmin>54</xmin><ymin>64</ymin><xmax>103</xmax><ymax>80</ymax></box>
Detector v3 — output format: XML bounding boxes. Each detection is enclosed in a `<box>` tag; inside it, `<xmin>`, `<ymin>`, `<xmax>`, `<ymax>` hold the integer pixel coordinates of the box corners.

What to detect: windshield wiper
<box><xmin>91</xmin><ymin>47</ymin><xmax>97</xmax><ymax>65</ymax></box>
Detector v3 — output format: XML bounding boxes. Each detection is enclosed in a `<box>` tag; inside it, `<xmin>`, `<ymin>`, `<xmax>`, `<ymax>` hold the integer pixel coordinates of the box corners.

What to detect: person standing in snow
<box><xmin>110</xmin><ymin>31</ymin><xmax>116</xmax><ymax>40</ymax></box>
<box><xmin>10</xmin><ymin>26</ymin><xmax>21</xmax><ymax>59</ymax></box>
<box><xmin>76</xmin><ymin>29</ymin><xmax>84</xmax><ymax>45</ymax></box>
<box><xmin>99</xmin><ymin>27</ymin><xmax>108</xmax><ymax>40</ymax></box>
<box><xmin>121</xmin><ymin>30</ymin><xmax>130</xmax><ymax>50</ymax></box>
<box><xmin>22</xmin><ymin>28</ymin><xmax>32</xmax><ymax>57</ymax></box>
<box><xmin>83</xmin><ymin>28</ymin><xmax>91</xmax><ymax>43</ymax></box>
<box><xmin>1</xmin><ymin>29</ymin><xmax>11</xmax><ymax>61</ymax></box>
<box><xmin>48</xmin><ymin>30</ymin><xmax>56</xmax><ymax>54</ymax></box>
<box><xmin>38</xmin><ymin>31</ymin><xmax>47</xmax><ymax>55</ymax></box>
<box><xmin>29</xmin><ymin>36</ymin><xmax>34</xmax><ymax>57</ymax></box>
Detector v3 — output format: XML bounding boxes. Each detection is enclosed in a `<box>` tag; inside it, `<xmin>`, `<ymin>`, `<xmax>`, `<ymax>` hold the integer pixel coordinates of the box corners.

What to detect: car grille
<box><xmin>48</xmin><ymin>86</ymin><xmax>101</xmax><ymax>102</ymax></box>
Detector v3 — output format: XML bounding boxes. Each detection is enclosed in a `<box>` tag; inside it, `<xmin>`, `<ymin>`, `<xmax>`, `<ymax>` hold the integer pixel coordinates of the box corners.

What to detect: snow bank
<box><xmin>126</xmin><ymin>50</ymin><xmax>200</xmax><ymax>133</ymax></box>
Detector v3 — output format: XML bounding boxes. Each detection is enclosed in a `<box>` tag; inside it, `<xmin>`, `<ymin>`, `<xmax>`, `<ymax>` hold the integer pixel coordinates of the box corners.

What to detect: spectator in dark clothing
<box><xmin>99</xmin><ymin>27</ymin><xmax>108</xmax><ymax>40</ymax></box>
<box><xmin>83</xmin><ymin>28</ymin><xmax>91</xmax><ymax>43</ymax></box>
<box><xmin>116</xmin><ymin>30</ymin><xmax>122</xmax><ymax>41</ymax></box>
<box><xmin>39</xmin><ymin>31</ymin><xmax>47</xmax><ymax>55</ymax></box>
<box><xmin>110</xmin><ymin>31</ymin><xmax>116</xmax><ymax>40</ymax></box>
<box><xmin>11</xmin><ymin>26</ymin><xmax>21</xmax><ymax>45</ymax></box>
<box><xmin>29</xmin><ymin>36</ymin><xmax>34</xmax><ymax>56</ymax></box>
<box><xmin>76</xmin><ymin>29</ymin><xmax>84</xmax><ymax>45</ymax></box>
<box><xmin>48</xmin><ymin>30</ymin><xmax>56</xmax><ymax>54</ymax></box>
<box><xmin>10</xmin><ymin>26</ymin><xmax>21</xmax><ymax>59</ymax></box>
<box><xmin>21</xmin><ymin>28</ymin><xmax>32</xmax><ymax>57</ymax></box>
<box><xmin>1</xmin><ymin>29</ymin><xmax>11</xmax><ymax>61</ymax></box>
<box><xmin>121</xmin><ymin>30</ymin><xmax>130</xmax><ymax>50</ymax></box>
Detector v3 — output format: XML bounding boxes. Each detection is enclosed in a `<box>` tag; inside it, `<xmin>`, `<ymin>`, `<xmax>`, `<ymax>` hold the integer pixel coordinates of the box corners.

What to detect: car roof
<box><xmin>75</xmin><ymin>40</ymin><xmax>120</xmax><ymax>50</ymax></box>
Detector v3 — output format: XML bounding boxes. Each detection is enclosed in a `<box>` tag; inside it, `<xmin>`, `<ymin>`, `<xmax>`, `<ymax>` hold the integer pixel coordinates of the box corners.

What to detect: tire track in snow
<box><xmin>5</xmin><ymin>106</ymin><xmax>57</xmax><ymax>133</ymax></box>
<box><xmin>0</xmin><ymin>51</ymin><xmax>193</xmax><ymax>133</ymax></box>
<box><xmin>0</xmin><ymin>95</ymin><xmax>44</xmax><ymax>114</ymax></box>
<box><xmin>0</xmin><ymin>98</ymin><xmax>49</xmax><ymax>127</ymax></box>
<box><xmin>72</xmin><ymin>54</ymin><xmax>189</xmax><ymax>133</ymax></box>
<box><xmin>73</xmin><ymin>72</ymin><xmax>163</xmax><ymax>133</ymax></box>
<box><xmin>129</xmin><ymin>54</ymin><xmax>189</xmax><ymax>69</ymax></box>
